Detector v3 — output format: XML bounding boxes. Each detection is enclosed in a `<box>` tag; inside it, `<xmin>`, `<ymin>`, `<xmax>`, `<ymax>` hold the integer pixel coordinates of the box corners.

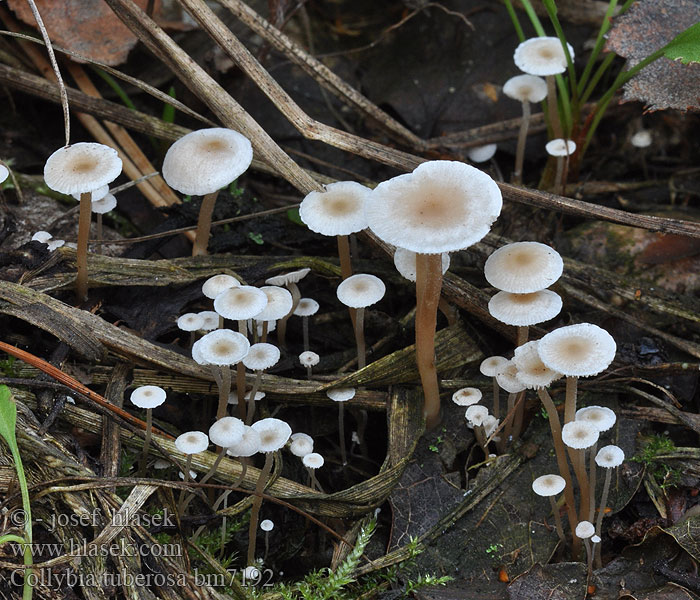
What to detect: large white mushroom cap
<box><xmin>197</xmin><ymin>329</ymin><xmax>250</xmax><ymax>366</ymax></box>
<box><xmin>243</xmin><ymin>343</ymin><xmax>280</xmax><ymax>371</ymax></box>
<box><xmin>488</xmin><ymin>290</ymin><xmax>562</xmax><ymax>326</ymax></box>
<box><xmin>175</xmin><ymin>431</ymin><xmax>209</xmax><ymax>454</ymax></box>
<box><xmin>44</xmin><ymin>143</ymin><xmax>122</xmax><ymax>195</ymax></box>
<box><xmin>538</xmin><ymin>323</ymin><xmax>616</xmax><ymax>377</ymax></box>
<box><xmin>209</xmin><ymin>416</ymin><xmax>245</xmax><ymax>447</ymax></box>
<box><xmin>162</xmin><ymin>128</ymin><xmax>253</xmax><ymax>196</ymax></box>
<box><xmin>336</xmin><ymin>273</ymin><xmax>386</xmax><ymax>308</ymax></box>
<box><xmin>365</xmin><ymin>160</ymin><xmax>502</xmax><ymax>254</ymax></box>
<box><xmin>202</xmin><ymin>274</ymin><xmax>240</xmax><ymax>299</ymax></box>
<box><xmin>513</xmin><ymin>341</ymin><xmax>561</xmax><ymax>389</ymax></box>
<box><xmin>561</xmin><ymin>421</ymin><xmax>599</xmax><ymax>449</ymax></box>
<box><xmin>503</xmin><ymin>74</ymin><xmax>548</xmax><ymax>103</ymax></box>
<box><xmin>484</xmin><ymin>241</ymin><xmax>563</xmax><ymax>293</ymax></box>
<box><xmin>532</xmin><ymin>473</ymin><xmax>565</xmax><ymax>497</ymax></box>
<box><xmin>514</xmin><ymin>37</ymin><xmax>575</xmax><ymax>76</ymax></box>
<box><xmin>130</xmin><ymin>385</ymin><xmax>166</xmax><ymax>409</ymax></box>
<box><xmin>251</xmin><ymin>417</ymin><xmax>292</xmax><ymax>453</ymax></box>
<box><xmin>595</xmin><ymin>444</ymin><xmax>625</xmax><ymax>468</ymax></box>
<box><xmin>393</xmin><ymin>248</ymin><xmax>450</xmax><ymax>282</ymax></box>
<box><xmin>575</xmin><ymin>406</ymin><xmax>617</xmax><ymax>432</ymax></box>
<box><xmin>214</xmin><ymin>286</ymin><xmax>268</xmax><ymax>321</ymax></box>
<box><xmin>255</xmin><ymin>286</ymin><xmax>294</xmax><ymax>321</ymax></box>
<box><xmin>299</xmin><ymin>180</ymin><xmax>371</xmax><ymax>236</ymax></box>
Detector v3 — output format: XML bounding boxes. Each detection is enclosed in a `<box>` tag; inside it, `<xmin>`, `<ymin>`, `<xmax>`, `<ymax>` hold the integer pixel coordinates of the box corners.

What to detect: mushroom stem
<box><xmin>354</xmin><ymin>307</ymin><xmax>367</xmax><ymax>370</ymax></box>
<box><xmin>588</xmin><ymin>441</ymin><xmax>598</xmax><ymax>523</ymax></box>
<box><xmin>594</xmin><ymin>468</ymin><xmax>613</xmax><ymax>568</ymax></box>
<box><xmin>307</xmin><ymin>467</ymin><xmax>323</xmax><ymax>492</ymax></box>
<box><xmin>546</xmin><ymin>75</ymin><xmax>562</xmax><ymax>139</ymax></box>
<box><xmin>337</xmin><ymin>234</ymin><xmax>356</xmax><ymax>329</ymax></box>
<box><xmin>181</xmin><ymin>447</ymin><xmax>227</xmax><ymax>515</ymax></box>
<box><xmin>302</xmin><ymin>316</ymin><xmax>310</xmax><ymax>352</ymax></box>
<box><xmin>236</xmin><ymin>321</ymin><xmax>248</xmax><ymax>421</ymax></box>
<box><xmin>216</xmin><ymin>365</ymin><xmax>232</xmax><ymax>421</ymax></box>
<box><xmin>537</xmin><ymin>388</ymin><xmax>580</xmax><ymax>555</ymax></box>
<box><xmin>473</xmin><ymin>424</ymin><xmax>488</xmax><ymax>455</ymax></box>
<box><xmin>137</xmin><ymin>408</ymin><xmax>153</xmax><ymax>478</ymax></box>
<box><xmin>548</xmin><ymin>494</ymin><xmax>567</xmax><ymax>545</ymax></box>
<box><xmin>96</xmin><ymin>213</ymin><xmax>104</xmax><ymax>255</ymax></box>
<box><xmin>75</xmin><ymin>191</ymin><xmax>93</xmax><ymax>302</ymax></box>
<box><xmin>564</xmin><ymin>376</ymin><xmax>578</xmax><ymax>424</ymax></box>
<box><xmin>247</xmin><ymin>451</ymin><xmax>274</xmax><ymax>565</ymax></box>
<box><xmin>553</xmin><ymin>156</ymin><xmax>564</xmax><ymax>192</ymax></box>
<box><xmin>232</xmin><ymin>457</ymin><xmax>247</xmax><ymax>489</ymax></box>
<box><xmin>192</xmin><ymin>190</ymin><xmax>219</xmax><ymax>256</ymax></box>
<box><xmin>572</xmin><ymin>448</ymin><xmax>591</xmax><ymax>523</ymax></box>
<box><xmin>277</xmin><ymin>282</ymin><xmax>300</xmax><ymax>349</ymax></box>
<box><xmin>260</xmin><ymin>320</ymin><xmax>269</xmax><ymax>344</ymax></box>
<box><xmin>584</xmin><ymin>538</ymin><xmax>593</xmax><ymax>582</ymax></box>
<box><xmin>338</xmin><ymin>403</ymin><xmax>347</xmax><ymax>465</ymax></box>
<box><xmin>517</xmin><ymin>326</ymin><xmax>529</xmax><ymax>347</ymax></box>
<box><xmin>177</xmin><ymin>454</ymin><xmax>193</xmax><ymax>516</ymax></box>
<box><xmin>511</xmin><ymin>389</ymin><xmax>526</xmax><ymax>442</ymax></box>
<box><xmin>504</xmin><ymin>392</ymin><xmax>516</xmax><ymax>443</ymax></box>
<box><xmin>415</xmin><ymin>253</ymin><xmax>444</xmax><ymax>428</ymax></box>
<box><xmin>245</xmin><ymin>370</ymin><xmax>263</xmax><ymax>425</ymax></box>
<box><xmin>513</xmin><ymin>100</ymin><xmax>531</xmax><ymax>184</ymax></box>
<box><xmin>492</xmin><ymin>378</ymin><xmax>500</xmax><ymax>421</ymax></box>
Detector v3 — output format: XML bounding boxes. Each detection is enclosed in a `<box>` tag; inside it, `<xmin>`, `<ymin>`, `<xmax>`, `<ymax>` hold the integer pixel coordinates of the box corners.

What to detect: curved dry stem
<box><xmin>492</xmin><ymin>378</ymin><xmax>500</xmax><ymax>421</ymax></box>
<box><xmin>76</xmin><ymin>191</ymin><xmax>93</xmax><ymax>302</ymax></box>
<box><xmin>247</xmin><ymin>451</ymin><xmax>274</xmax><ymax>565</ymax></box>
<box><xmin>337</xmin><ymin>234</ymin><xmax>357</xmax><ymax>328</ymax></box>
<box><xmin>192</xmin><ymin>190</ymin><xmax>219</xmax><ymax>256</ymax></box>
<box><xmin>415</xmin><ymin>253</ymin><xmax>444</xmax><ymax>428</ymax></box>
<box><xmin>236</xmin><ymin>320</ymin><xmax>248</xmax><ymax>420</ymax></box>
<box><xmin>513</xmin><ymin>101</ymin><xmax>531</xmax><ymax>184</ymax></box>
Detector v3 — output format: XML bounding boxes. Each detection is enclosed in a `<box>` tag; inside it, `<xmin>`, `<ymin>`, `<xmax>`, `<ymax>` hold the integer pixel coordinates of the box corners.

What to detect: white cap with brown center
<box><xmin>300</xmin><ymin>181</ymin><xmax>371</xmax><ymax>236</ymax></box>
<box><xmin>538</xmin><ymin>323</ymin><xmax>616</xmax><ymax>377</ymax></box>
<box><xmin>488</xmin><ymin>289</ymin><xmax>562</xmax><ymax>326</ymax></box>
<box><xmin>484</xmin><ymin>241</ymin><xmax>563</xmax><ymax>293</ymax></box>
<box><xmin>514</xmin><ymin>37</ymin><xmax>574</xmax><ymax>76</ymax></box>
<box><xmin>44</xmin><ymin>143</ymin><xmax>122</xmax><ymax>195</ymax></box>
<box><xmin>336</xmin><ymin>273</ymin><xmax>385</xmax><ymax>308</ymax></box>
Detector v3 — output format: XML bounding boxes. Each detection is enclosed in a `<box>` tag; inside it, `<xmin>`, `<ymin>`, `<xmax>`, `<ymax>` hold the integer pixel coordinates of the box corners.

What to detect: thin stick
<box><xmin>75</xmin><ymin>191</ymin><xmax>93</xmax><ymax>302</ymax></box>
<box><xmin>302</xmin><ymin>316</ymin><xmax>310</xmax><ymax>352</ymax></box>
<box><xmin>517</xmin><ymin>325</ymin><xmax>529</xmax><ymax>347</ymax></box>
<box><xmin>277</xmin><ymin>282</ymin><xmax>300</xmax><ymax>349</ymax></box>
<box><xmin>553</xmin><ymin>156</ymin><xmax>564</xmax><ymax>192</ymax></box>
<box><xmin>513</xmin><ymin>100</ymin><xmax>530</xmax><ymax>184</ymax></box>
<box><xmin>584</xmin><ymin>538</ymin><xmax>593</xmax><ymax>582</ymax></box>
<box><xmin>573</xmin><ymin>448</ymin><xmax>590</xmax><ymax>523</ymax></box>
<box><xmin>177</xmin><ymin>454</ymin><xmax>193</xmax><ymax>516</ymax></box>
<box><xmin>337</xmin><ymin>234</ymin><xmax>356</xmax><ymax>328</ymax></box>
<box><xmin>247</xmin><ymin>452</ymin><xmax>273</xmax><ymax>565</ymax></box>
<box><xmin>236</xmin><ymin>320</ymin><xmax>248</xmax><ymax>421</ymax></box>
<box><xmin>193</xmin><ymin>191</ymin><xmax>219</xmax><ymax>256</ymax></box>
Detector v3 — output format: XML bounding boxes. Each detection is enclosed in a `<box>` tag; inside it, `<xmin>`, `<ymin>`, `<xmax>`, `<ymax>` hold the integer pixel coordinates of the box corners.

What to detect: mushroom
<box><xmin>294</xmin><ymin>298</ymin><xmax>320</xmax><ymax>352</ymax></box>
<box><xmin>465</xmin><ymin>404</ymin><xmax>490</xmax><ymax>454</ymax></box>
<box><xmin>241</xmin><ymin>343</ymin><xmax>280</xmax><ymax>424</ymax></box>
<box><xmin>545</xmin><ymin>138</ymin><xmax>576</xmax><ymax>194</ymax></box>
<box><xmin>503</xmin><ymin>74</ymin><xmax>548</xmax><ymax>183</ymax></box>
<box><xmin>562</xmin><ymin>420</ymin><xmax>600</xmax><ymax>522</ymax></box>
<box><xmin>248</xmin><ymin>418</ymin><xmax>292</xmax><ymax>564</ymax></box>
<box><xmin>265</xmin><ymin>268</ymin><xmax>310</xmax><ymax>348</ymax></box>
<box><xmin>162</xmin><ymin>128</ymin><xmax>253</xmax><ymax>256</ymax></box>
<box><xmin>177</xmin><ymin>312</ymin><xmax>205</xmax><ymax>348</ymax></box>
<box><xmin>366</xmin><ymin>160</ymin><xmax>502</xmax><ymax>427</ymax></box>
<box><xmin>326</xmin><ymin>387</ymin><xmax>356</xmax><ymax>465</ymax></box>
<box><xmin>593</xmin><ymin>444</ymin><xmax>624</xmax><ymax>567</ymax></box>
<box><xmin>289</xmin><ymin>433</ymin><xmax>314</xmax><ymax>457</ymax></box>
<box><xmin>532</xmin><ymin>474</ymin><xmax>567</xmax><ymax>545</ymax></box>
<box><xmin>299</xmin><ymin>350</ymin><xmax>320</xmax><ymax>379</ymax></box>
<box><xmin>467</xmin><ymin>143</ymin><xmax>498</xmax><ymax>164</ymax></box>
<box><xmin>451</xmin><ymin>387</ymin><xmax>482</xmax><ymax>407</ymax></box>
<box><xmin>513</xmin><ymin>37</ymin><xmax>575</xmax><ymax>139</ymax></box>
<box><xmin>130</xmin><ymin>385</ymin><xmax>167</xmax><ymax>477</ymax></box>
<box><xmin>44</xmin><ymin>142</ymin><xmax>122</xmax><ymax>301</ymax></box>
<box><xmin>197</xmin><ymin>310</ymin><xmax>220</xmax><ymax>332</ymax></box>
<box><xmin>174</xmin><ymin>430</ymin><xmax>209</xmax><ymax>514</ymax></box>
<box><xmin>480</xmin><ymin>355</ymin><xmax>508</xmax><ymax>420</ymax></box>
<box><xmin>575</xmin><ymin>519</ymin><xmax>596</xmax><ymax>579</ymax></box>
<box><xmin>302</xmin><ymin>452</ymin><xmax>324</xmax><ymax>491</ymax></box>
<box><xmin>254</xmin><ymin>286</ymin><xmax>294</xmax><ymax>344</ymax></box>
<box><xmin>336</xmin><ymin>273</ymin><xmax>386</xmax><ymax>369</ymax></box>
<box><xmin>89</xmin><ymin>192</ymin><xmax>116</xmax><ymax>255</ymax></box>
<box><xmin>260</xmin><ymin>519</ymin><xmax>274</xmax><ymax>561</ymax></box>
<box><xmin>226</xmin><ymin>425</ymin><xmax>261</xmax><ymax>488</ymax></box>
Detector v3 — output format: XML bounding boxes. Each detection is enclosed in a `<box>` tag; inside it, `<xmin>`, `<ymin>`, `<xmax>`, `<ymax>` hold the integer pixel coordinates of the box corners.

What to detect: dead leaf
<box><xmin>605</xmin><ymin>0</ymin><xmax>700</xmax><ymax>111</ymax></box>
<box><xmin>7</xmin><ymin>0</ymin><xmax>159</xmax><ymax>66</ymax></box>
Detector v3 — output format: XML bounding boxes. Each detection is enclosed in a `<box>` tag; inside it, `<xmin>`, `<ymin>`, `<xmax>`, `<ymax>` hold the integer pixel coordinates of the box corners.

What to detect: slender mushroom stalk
<box><xmin>266</xmin><ymin>269</ymin><xmax>310</xmax><ymax>348</ymax></box>
<box><xmin>299</xmin><ymin>351</ymin><xmax>320</xmax><ymax>380</ymax></box>
<box><xmin>129</xmin><ymin>385</ymin><xmax>167</xmax><ymax>478</ymax></box>
<box><xmin>242</xmin><ymin>343</ymin><xmax>280</xmax><ymax>426</ymax></box>
<box><xmin>546</xmin><ymin>139</ymin><xmax>577</xmax><ymax>195</ymax></box>
<box><xmin>327</xmin><ymin>388</ymin><xmax>356</xmax><ymax>466</ymax></box>
<box><xmin>561</xmin><ymin>421</ymin><xmax>599</xmax><ymax>523</ymax></box>
<box><xmin>76</xmin><ymin>191</ymin><xmax>93</xmax><ymax>301</ymax></box>
<box><xmin>594</xmin><ymin>445</ymin><xmax>624</xmax><ymax>568</ymax></box>
<box><xmin>192</xmin><ymin>191</ymin><xmax>218</xmax><ymax>256</ymax></box>
<box><xmin>302</xmin><ymin>453</ymin><xmax>324</xmax><ymax>492</ymax></box>
<box><xmin>174</xmin><ymin>431</ymin><xmax>209</xmax><ymax>516</ymax></box>
<box><xmin>532</xmin><ymin>474</ymin><xmax>567</xmax><ymax>546</ymax></box>
<box><xmin>480</xmin><ymin>356</ymin><xmax>508</xmax><ymax>422</ymax></box>
<box><xmin>575</xmin><ymin>520</ymin><xmax>596</xmax><ymax>579</ymax></box>
<box><xmin>545</xmin><ymin>75</ymin><xmax>562</xmax><ymax>139</ymax></box>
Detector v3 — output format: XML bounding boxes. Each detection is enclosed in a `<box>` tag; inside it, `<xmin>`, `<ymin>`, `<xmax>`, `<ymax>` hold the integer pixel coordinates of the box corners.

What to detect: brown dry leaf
<box><xmin>7</xmin><ymin>0</ymin><xmax>158</xmax><ymax>66</ymax></box>
<box><xmin>605</xmin><ymin>0</ymin><xmax>700</xmax><ymax>111</ymax></box>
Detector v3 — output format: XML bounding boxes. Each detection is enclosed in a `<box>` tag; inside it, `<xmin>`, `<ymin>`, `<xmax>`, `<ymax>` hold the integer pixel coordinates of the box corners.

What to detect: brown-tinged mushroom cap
<box><xmin>496</xmin><ymin>361</ymin><xmax>527</xmax><ymax>394</ymax></box>
<box><xmin>595</xmin><ymin>444</ymin><xmax>624</xmax><ymax>468</ymax></box>
<box><xmin>177</xmin><ymin>313</ymin><xmax>204</xmax><ymax>332</ymax></box>
<box><xmin>130</xmin><ymin>385</ymin><xmax>167</xmax><ymax>409</ymax></box>
<box><xmin>452</xmin><ymin>387</ymin><xmax>482</xmax><ymax>406</ymax></box>
<box><xmin>214</xmin><ymin>286</ymin><xmax>268</xmax><ymax>321</ymax></box>
<box><xmin>484</xmin><ymin>241</ymin><xmax>563</xmax><ymax>293</ymax></box>
<box><xmin>162</xmin><ymin>128</ymin><xmax>253</xmax><ymax>196</ymax></box>
<box><xmin>561</xmin><ymin>420</ymin><xmax>599</xmax><ymax>449</ymax></box>
<box><xmin>294</xmin><ymin>298</ymin><xmax>320</xmax><ymax>317</ymax></box>
<box><xmin>197</xmin><ymin>329</ymin><xmax>250</xmax><ymax>366</ymax></box>
<box><xmin>513</xmin><ymin>341</ymin><xmax>561</xmax><ymax>389</ymax></box>
<box><xmin>255</xmin><ymin>286</ymin><xmax>294</xmax><ymax>321</ymax></box>
<box><xmin>209</xmin><ymin>416</ymin><xmax>245</xmax><ymax>447</ymax></box>
<box><xmin>538</xmin><ymin>323</ymin><xmax>616</xmax><ymax>377</ymax></box>
<box><xmin>299</xmin><ymin>181</ymin><xmax>371</xmax><ymax>236</ymax></box>
<box><xmin>44</xmin><ymin>143</ymin><xmax>122</xmax><ymax>195</ymax></box>
<box><xmin>365</xmin><ymin>160</ymin><xmax>502</xmax><ymax>254</ymax></box>
<box><xmin>514</xmin><ymin>37</ymin><xmax>575</xmax><ymax>76</ymax></box>
<box><xmin>488</xmin><ymin>289</ymin><xmax>562</xmax><ymax>326</ymax></box>
<box><xmin>532</xmin><ymin>474</ymin><xmax>565</xmax><ymax>497</ymax></box>
<box><xmin>299</xmin><ymin>351</ymin><xmax>320</xmax><ymax>367</ymax></box>
<box><xmin>503</xmin><ymin>74</ymin><xmax>548</xmax><ymax>103</ymax></box>
<box><xmin>203</xmin><ymin>274</ymin><xmax>240</xmax><ymax>299</ymax></box>
<box><xmin>175</xmin><ymin>431</ymin><xmax>209</xmax><ymax>454</ymax></box>
<box><xmin>336</xmin><ymin>274</ymin><xmax>386</xmax><ymax>308</ymax></box>
<box><xmin>575</xmin><ymin>520</ymin><xmax>595</xmax><ymax>539</ymax></box>
<box><xmin>251</xmin><ymin>417</ymin><xmax>292</xmax><ymax>452</ymax></box>
<box><xmin>575</xmin><ymin>406</ymin><xmax>616</xmax><ymax>432</ymax></box>
<box><xmin>91</xmin><ymin>193</ymin><xmax>117</xmax><ymax>214</ymax></box>
<box><xmin>479</xmin><ymin>356</ymin><xmax>509</xmax><ymax>377</ymax></box>
<box><xmin>242</xmin><ymin>343</ymin><xmax>280</xmax><ymax>371</ymax></box>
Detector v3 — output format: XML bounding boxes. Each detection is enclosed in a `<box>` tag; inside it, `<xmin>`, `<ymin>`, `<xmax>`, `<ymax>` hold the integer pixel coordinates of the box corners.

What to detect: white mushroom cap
<box><xmin>480</xmin><ymin>356</ymin><xmax>509</xmax><ymax>377</ymax></box>
<box><xmin>226</xmin><ymin>425</ymin><xmax>261</xmax><ymax>457</ymax></box>
<box><xmin>191</xmin><ymin>338</ymin><xmax>209</xmax><ymax>365</ymax></box>
<box><xmin>242</xmin><ymin>343</ymin><xmax>280</xmax><ymax>371</ymax></box>
<box><xmin>227</xmin><ymin>391</ymin><xmax>266</xmax><ymax>405</ymax></box>
<box><xmin>214</xmin><ymin>286</ymin><xmax>268</xmax><ymax>321</ymax></box>
<box><xmin>291</xmin><ymin>432</ymin><xmax>313</xmax><ymax>444</ymax></box>
<box><xmin>91</xmin><ymin>193</ymin><xmax>117</xmax><ymax>214</ymax></box>
<box><xmin>72</xmin><ymin>184</ymin><xmax>109</xmax><ymax>202</ymax></box>
<box><xmin>576</xmin><ymin>520</ymin><xmax>595</xmax><ymax>539</ymax></box>
<box><xmin>538</xmin><ymin>323</ymin><xmax>616</xmax><ymax>377</ymax></box>
<box><xmin>299</xmin><ymin>351</ymin><xmax>320</xmax><ymax>367</ymax></box>
<box><xmin>467</xmin><ymin>144</ymin><xmax>497</xmax><ymax>163</ymax></box>
<box><xmin>483</xmin><ymin>415</ymin><xmax>499</xmax><ymax>437</ymax></box>
<box><xmin>251</xmin><ymin>417</ymin><xmax>292</xmax><ymax>453</ymax></box>
<box><xmin>591</xmin><ymin>535</ymin><xmax>601</xmax><ymax>544</ymax></box>
<box><xmin>197</xmin><ymin>329</ymin><xmax>250</xmax><ymax>366</ymax></box>
<box><xmin>465</xmin><ymin>404</ymin><xmax>489</xmax><ymax>427</ymax></box>
<box><xmin>513</xmin><ymin>340</ymin><xmax>562</xmax><ymax>389</ymax></box>
<box><xmin>484</xmin><ymin>241</ymin><xmax>563</xmax><ymax>293</ymax></box>
<box><xmin>260</xmin><ymin>519</ymin><xmax>274</xmax><ymax>532</ymax></box>
<box><xmin>130</xmin><ymin>385</ymin><xmax>167</xmax><ymax>409</ymax></box>
<box><xmin>326</xmin><ymin>387</ymin><xmax>356</xmax><ymax>402</ymax></box>
<box><xmin>532</xmin><ymin>473</ymin><xmax>565</xmax><ymax>497</ymax></box>
<box><xmin>561</xmin><ymin>420</ymin><xmax>599</xmax><ymax>450</ymax></box>
<box><xmin>179</xmin><ymin>470</ymin><xmax>198</xmax><ymax>480</ymax></box>
<box><xmin>198</xmin><ymin>311</ymin><xmax>220</xmax><ymax>331</ymax></box>
<box><xmin>545</xmin><ymin>138</ymin><xmax>577</xmax><ymax>157</ymax></box>
<box><xmin>496</xmin><ymin>361</ymin><xmax>527</xmax><ymax>393</ymax></box>
<box><xmin>202</xmin><ymin>274</ymin><xmax>240</xmax><ymax>299</ymax></box>
<box><xmin>255</xmin><ymin>286</ymin><xmax>294</xmax><ymax>321</ymax></box>
<box><xmin>575</xmin><ymin>406</ymin><xmax>617</xmax><ymax>432</ymax></box>
<box><xmin>289</xmin><ymin>436</ymin><xmax>314</xmax><ymax>457</ymax></box>
<box><xmin>452</xmin><ymin>387</ymin><xmax>482</xmax><ymax>406</ymax></box>
<box><xmin>595</xmin><ymin>444</ymin><xmax>625</xmax><ymax>468</ymax></box>
<box><xmin>0</xmin><ymin>164</ymin><xmax>8</xmax><ymax>184</ymax></box>
<box><xmin>631</xmin><ymin>130</ymin><xmax>652</xmax><ymax>148</ymax></box>
<box><xmin>488</xmin><ymin>290</ymin><xmax>562</xmax><ymax>327</ymax></box>
<box><xmin>514</xmin><ymin>37</ymin><xmax>575</xmax><ymax>76</ymax></box>
<box><xmin>47</xmin><ymin>238</ymin><xmax>65</xmax><ymax>252</ymax></box>
<box><xmin>44</xmin><ymin>143</ymin><xmax>122</xmax><ymax>195</ymax></box>
<box><xmin>162</xmin><ymin>128</ymin><xmax>253</xmax><ymax>196</ymax></box>
<box><xmin>209</xmin><ymin>416</ymin><xmax>245</xmax><ymax>447</ymax></box>
<box><xmin>365</xmin><ymin>160</ymin><xmax>502</xmax><ymax>254</ymax></box>
<box><xmin>503</xmin><ymin>74</ymin><xmax>548</xmax><ymax>103</ymax></box>
<box><xmin>302</xmin><ymin>452</ymin><xmax>324</xmax><ymax>469</ymax></box>
<box><xmin>299</xmin><ymin>180</ymin><xmax>371</xmax><ymax>236</ymax></box>
<box><xmin>294</xmin><ymin>298</ymin><xmax>320</xmax><ymax>317</ymax></box>
<box><xmin>336</xmin><ymin>273</ymin><xmax>386</xmax><ymax>308</ymax></box>
<box><xmin>32</xmin><ymin>231</ymin><xmax>52</xmax><ymax>244</ymax></box>
<box><xmin>175</xmin><ymin>431</ymin><xmax>209</xmax><ymax>454</ymax></box>
<box><xmin>177</xmin><ymin>313</ymin><xmax>204</xmax><ymax>332</ymax></box>
<box><xmin>265</xmin><ymin>268</ymin><xmax>311</xmax><ymax>286</ymax></box>
<box><xmin>393</xmin><ymin>248</ymin><xmax>450</xmax><ymax>282</ymax></box>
